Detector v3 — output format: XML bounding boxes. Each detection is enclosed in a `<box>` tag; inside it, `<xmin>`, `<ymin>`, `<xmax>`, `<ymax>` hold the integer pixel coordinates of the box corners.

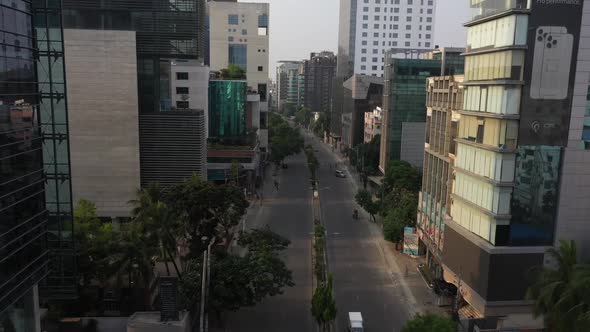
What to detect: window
<box><xmin>362</xmin><ymin>32</ymin><xmax>368</xmax><ymax>37</ymax></box>
<box><xmin>427</xmin><ymin>9</ymin><xmax>433</xmax><ymax>14</ymax></box>
<box><xmin>392</xmin><ymin>41</ymin><xmax>398</xmax><ymax>46</ymax></box>
<box><xmin>361</xmin><ymin>48</ymin><xmax>367</xmax><ymax>54</ymax></box>
<box><xmin>258</xmin><ymin>66</ymin><xmax>263</xmax><ymax>72</ymax></box>
<box><xmin>428</xmin><ymin>0</ymin><xmax>433</xmax><ymax>4</ymax></box>
<box><xmin>407</xmin><ymin>8</ymin><xmax>412</xmax><ymax>13</ymax></box>
<box><xmin>372</xmin><ymin>49</ymin><xmax>378</xmax><ymax>54</ymax></box>
<box><xmin>242</xmin><ymin>29</ymin><xmax>247</xmax><ymax>35</ymax></box>
<box><xmin>258</xmin><ymin>14</ymin><xmax>268</xmax><ymax>27</ymax></box>
<box><xmin>176</xmin><ymin>72</ymin><xmax>188</xmax><ymax>80</ymax></box>
<box><xmin>394</xmin><ymin>16</ymin><xmax>399</xmax><ymax>21</ymax></box>
<box><xmin>361</xmin><ymin>65</ymin><xmax>367</xmax><ymax>70</ymax></box>
<box><xmin>393</xmin><ymin>33</ymin><xmax>398</xmax><ymax>38</ymax></box>
<box><xmin>407</xmin><ymin>0</ymin><xmax>413</xmax><ymax>3</ymax></box>
<box><xmin>374</xmin><ymin>15</ymin><xmax>380</xmax><ymax>21</ymax></box>
<box><xmin>258</xmin><ymin>83</ymin><xmax>267</xmax><ymax>101</ymax></box>
<box><xmin>362</xmin><ymin>23</ymin><xmax>368</xmax><ymax>29</ymax></box>
<box><xmin>373</xmin><ymin>32</ymin><xmax>379</xmax><ymax>37</ymax></box>
<box><xmin>362</xmin><ymin>40</ymin><xmax>367</xmax><ymax>45</ymax></box>
<box><xmin>372</xmin><ymin>65</ymin><xmax>378</xmax><ymax>70</ymax></box>
<box><xmin>393</xmin><ymin>24</ymin><xmax>398</xmax><ymax>29</ymax></box>
<box><xmin>405</xmin><ymin>41</ymin><xmax>410</xmax><ymax>46</ymax></box>
<box><xmin>363</xmin><ymin>7</ymin><xmax>369</xmax><ymax>12</ymax></box>
<box><xmin>228</xmin><ymin>36</ymin><xmax>234</xmax><ymax>42</ymax></box>
<box><xmin>426</xmin><ymin>25</ymin><xmax>431</xmax><ymax>31</ymax></box>
<box><xmin>427</xmin><ymin>17</ymin><xmax>432</xmax><ymax>22</ymax></box>
<box><xmin>394</xmin><ymin>8</ymin><xmax>399</xmax><ymax>13</ymax></box>
<box><xmin>405</xmin><ymin>33</ymin><xmax>411</xmax><ymax>38</ymax></box>
<box><xmin>372</xmin><ymin>57</ymin><xmax>378</xmax><ymax>62</ymax></box>
<box><xmin>406</xmin><ymin>24</ymin><xmax>411</xmax><ymax>30</ymax></box>
<box><xmin>176</xmin><ymin>87</ymin><xmax>189</xmax><ymax>94</ymax></box>
<box><xmin>425</xmin><ymin>34</ymin><xmax>431</xmax><ymax>39</ymax></box>
<box><xmin>228</xmin><ymin>14</ymin><xmax>239</xmax><ymax>25</ymax></box>
<box><xmin>375</xmin><ymin>7</ymin><xmax>381</xmax><ymax>12</ymax></box>
<box><xmin>374</xmin><ymin>23</ymin><xmax>379</xmax><ymax>28</ymax></box>
<box><xmin>395</xmin><ymin>0</ymin><xmax>400</xmax><ymax>3</ymax></box>
<box><xmin>228</xmin><ymin>44</ymin><xmax>247</xmax><ymax>70</ymax></box>
<box><xmin>406</xmin><ymin>16</ymin><xmax>412</xmax><ymax>22</ymax></box>
<box><xmin>363</xmin><ymin>15</ymin><xmax>369</xmax><ymax>20</ymax></box>
<box><xmin>425</xmin><ymin>42</ymin><xmax>431</xmax><ymax>47</ymax></box>
<box><xmin>176</xmin><ymin>101</ymin><xmax>189</xmax><ymax>109</ymax></box>
<box><xmin>373</xmin><ymin>41</ymin><xmax>378</xmax><ymax>45</ymax></box>
<box><xmin>361</xmin><ymin>57</ymin><xmax>367</xmax><ymax>62</ymax></box>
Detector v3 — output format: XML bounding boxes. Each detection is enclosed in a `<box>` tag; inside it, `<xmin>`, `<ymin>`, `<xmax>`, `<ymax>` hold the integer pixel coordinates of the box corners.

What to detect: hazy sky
<box><xmin>244</xmin><ymin>0</ymin><xmax>470</xmax><ymax>79</ymax></box>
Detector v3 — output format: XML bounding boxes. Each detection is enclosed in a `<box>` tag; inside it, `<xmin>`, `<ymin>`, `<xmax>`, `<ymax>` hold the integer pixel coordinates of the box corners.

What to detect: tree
<box><xmin>355</xmin><ymin>190</ymin><xmax>380</xmax><ymax>222</ymax></box>
<box><xmin>295</xmin><ymin>107</ymin><xmax>312</xmax><ymax>127</ymax></box>
<box><xmin>238</xmin><ymin>225</ymin><xmax>290</xmax><ymax>253</ymax></box>
<box><xmin>178</xmin><ymin>258</ymin><xmax>203</xmax><ymax>311</ymax></box>
<box><xmin>269</xmin><ymin>115</ymin><xmax>304</xmax><ymax>166</ymax></box>
<box><xmin>311</xmin><ymin>112</ymin><xmax>330</xmax><ymax>138</ymax></box>
<box><xmin>352</xmin><ymin>135</ymin><xmax>381</xmax><ymax>176</ymax></box>
<box><xmin>527</xmin><ymin>240</ymin><xmax>590</xmax><ymax>331</ymax></box>
<box><xmin>383</xmin><ymin>160</ymin><xmax>422</xmax><ymax>193</ymax></box>
<box><xmin>208</xmin><ymin>229</ymin><xmax>294</xmax><ymax>320</ymax></box>
<box><xmin>130</xmin><ymin>183</ymin><xmax>182</xmax><ymax>277</ymax></box>
<box><xmin>108</xmin><ymin>223</ymin><xmax>157</xmax><ymax>289</ymax></box>
<box><xmin>383</xmin><ymin>215</ymin><xmax>405</xmax><ymax>243</ymax></box>
<box><xmin>311</xmin><ymin>274</ymin><xmax>337</xmax><ymax>332</ymax></box>
<box><xmin>74</xmin><ymin>199</ymin><xmax>117</xmax><ymax>287</ymax></box>
<box><xmin>401</xmin><ymin>313</ymin><xmax>456</xmax><ymax>332</ymax></box>
<box><xmin>166</xmin><ymin>175</ymin><xmax>246</xmax><ymax>255</ymax></box>
<box><xmin>220</xmin><ymin>64</ymin><xmax>246</xmax><ymax>79</ymax></box>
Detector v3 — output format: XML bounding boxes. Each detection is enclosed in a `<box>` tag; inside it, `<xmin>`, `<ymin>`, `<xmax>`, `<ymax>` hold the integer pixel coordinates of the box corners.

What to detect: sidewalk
<box><xmin>312</xmin><ymin>132</ymin><xmax>447</xmax><ymax>317</ymax></box>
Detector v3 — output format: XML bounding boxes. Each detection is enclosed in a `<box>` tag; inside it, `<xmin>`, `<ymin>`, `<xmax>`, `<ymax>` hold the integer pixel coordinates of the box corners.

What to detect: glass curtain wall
<box><xmin>33</xmin><ymin>0</ymin><xmax>76</xmax><ymax>300</ymax></box>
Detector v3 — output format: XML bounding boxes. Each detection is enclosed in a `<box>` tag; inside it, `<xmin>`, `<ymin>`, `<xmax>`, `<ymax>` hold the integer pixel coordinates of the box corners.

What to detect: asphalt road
<box><xmin>307</xmin><ymin>131</ymin><xmax>410</xmax><ymax>332</ymax></box>
<box><xmin>225</xmin><ymin>151</ymin><xmax>314</xmax><ymax>332</ymax></box>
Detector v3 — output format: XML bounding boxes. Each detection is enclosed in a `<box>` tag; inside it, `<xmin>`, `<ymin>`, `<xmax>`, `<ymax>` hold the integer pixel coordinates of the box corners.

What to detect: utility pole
<box><xmin>199</xmin><ymin>250</ymin><xmax>207</xmax><ymax>332</ymax></box>
<box><xmin>204</xmin><ymin>237</ymin><xmax>215</xmax><ymax>332</ymax></box>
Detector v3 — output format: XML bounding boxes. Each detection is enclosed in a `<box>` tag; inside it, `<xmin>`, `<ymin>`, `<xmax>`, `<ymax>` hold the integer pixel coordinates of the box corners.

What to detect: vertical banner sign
<box><xmin>519</xmin><ymin>0</ymin><xmax>584</xmax><ymax>146</ymax></box>
<box><xmin>403</xmin><ymin>227</ymin><xmax>419</xmax><ymax>256</ymax></box>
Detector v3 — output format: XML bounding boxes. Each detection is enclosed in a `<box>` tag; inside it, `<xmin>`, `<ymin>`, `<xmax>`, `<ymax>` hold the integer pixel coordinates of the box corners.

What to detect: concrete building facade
<box><xmin>302</xmin><ymin>51</ymin><xmax>337</xmax><ymax>114</ymax></box>
<box><xmin>208</xmin><ymin>0</ymin><xmax>269</xmax><ymax>112</ymax></box>
<box><xmin>437</xmin><ymin>1</ymin><xmax>589</xmax><ymax>329</ymax></box>
<box><xmin>64</xmin><ymin>29</ymin><xmax>141</xmax><ymax>218</ymax></box>
<box><xmin>364</xmin><ymin>107</ymin><xmax>383</xmax><ymax>143</ymax></box>
<box><xmin>276</xmin><ymin>61</ymin><xmax>302</xmax><ymax>113</ymax></box>
<box><xmin>417</xmin><ymin>75</ymin><xmax>463</xmax><ymax>279</ymax></box>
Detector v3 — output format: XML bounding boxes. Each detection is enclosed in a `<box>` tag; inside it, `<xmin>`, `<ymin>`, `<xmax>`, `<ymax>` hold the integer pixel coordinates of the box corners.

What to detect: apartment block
<box><xmin>302</xmin><ymin>52</ymin><xmax>337</xmax><ymax>114</ymax></box>
<box><xmin>438</xmin><ymin>1</ymin><xmax>589</xmax><ymax>328</ymax></box>
<box><xmin>417</xmin><ymin>75</ymin><xmax>463</xmax><ymax>279</ymax></box>
<box><xmin>208</xmin><ymin>0</ymin><xmax>269</xmax><ymax>111</ymax></box>
<box><xmin>364</xmin><ymin>107</ymin><xmax>383</xmax><ymax>143</ymax></box>
<box><xmin>276</xmin><ymin>61</ymin><xmax>302</xmax><ymax>113</ymax></box>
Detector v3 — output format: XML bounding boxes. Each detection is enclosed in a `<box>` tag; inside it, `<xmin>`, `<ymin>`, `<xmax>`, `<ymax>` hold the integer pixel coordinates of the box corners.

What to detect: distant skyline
<box><xmin>243</xmin><ymin>0</ymin><xmax>470</xmax><ymax>80</ymax></box>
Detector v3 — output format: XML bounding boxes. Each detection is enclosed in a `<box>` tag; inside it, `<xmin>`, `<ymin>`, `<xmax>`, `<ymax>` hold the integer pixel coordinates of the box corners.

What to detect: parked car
<box><xmin>335</xmin><ymin>170</ymin><xmax>346</xmax><ymax>178</ymax></box>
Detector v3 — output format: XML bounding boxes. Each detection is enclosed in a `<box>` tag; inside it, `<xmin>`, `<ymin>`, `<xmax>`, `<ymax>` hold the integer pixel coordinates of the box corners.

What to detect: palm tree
<box><xmin>129</xmin><ymin>184</ymin><xmax>182</xmax><ymax>279</ymax></box>
<box><xmin>107</xmin><ymin>224</ymin><xmax>156</xmax><ymax>289</ymax></box>
<box><xmin>527</xmin><ymin>240</ymin><xmax>590</xmax><ymax>331</ymax></box>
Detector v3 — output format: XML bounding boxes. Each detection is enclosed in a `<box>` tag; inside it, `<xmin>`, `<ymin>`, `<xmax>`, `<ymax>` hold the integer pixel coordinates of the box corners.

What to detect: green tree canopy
<box><xmin>401</xmin><ymin>313</ymin><xmax>456</xmax><ymax>332</ymax></box>
<box><xmin>269</xmin><ymin>113</ymin><xmax>304</xmax><ymax>166</ymax></box>
<box><xmin>355</xmin><ymin>189</ymin><xmax>380</xmax><ymax>222</ymax></box>
<box><xmin>295</xmin><ymin>107</ymin><xmax>312</xmax><ymax>127</ymax></box>
<box><xmin>220</xmin><ymin>64</ymin><xmax>246</xmax><ymax>79</ymax></box>
<box><xmin>527</xmin><ymin>240</ymin><xmax>590</xmax><ymax>331</ymax></box>
<box><xmin>383</xmin><ymin>160</ymin><xmax>422</xmax><ymax>193</ymax></box>
<box><xmin>311</xmin><ymin>274</ymin><xmax>337</xmax><ymax>332</ymax></box>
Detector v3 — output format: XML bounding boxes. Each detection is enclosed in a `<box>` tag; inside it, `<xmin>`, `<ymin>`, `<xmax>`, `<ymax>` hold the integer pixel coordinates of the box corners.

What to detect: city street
<box><xmin>224</xmin><ymin>128</ymin><xmax>415</xmax><ymax>332</ymax></box>
<box><xmin>307</xmin><ymin>131</ymin><xmax>411</xmax><ymax>332</ymax></box>
<box><xmin>225</xmin><ymin>152</ymin><xmax>315</xmax><ymax>331</ymax></box>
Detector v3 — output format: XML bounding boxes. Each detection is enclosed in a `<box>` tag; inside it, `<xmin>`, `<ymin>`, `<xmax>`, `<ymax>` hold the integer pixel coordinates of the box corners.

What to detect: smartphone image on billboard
<box><xmin>530</xmin><ymin>26</ymin><xmax>573</xmax><ymax>100</ymax></box>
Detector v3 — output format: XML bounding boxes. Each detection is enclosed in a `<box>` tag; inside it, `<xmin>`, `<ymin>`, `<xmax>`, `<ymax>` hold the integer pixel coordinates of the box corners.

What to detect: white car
<box><xmin>335</xmin><ymin>170</ymin><xmax>346</xmax><ymax>178</ymax></box>
<box><xmin>348</xmin><ymin>312</ymin><xmax>364</xmax><ymax>332</ymax></box>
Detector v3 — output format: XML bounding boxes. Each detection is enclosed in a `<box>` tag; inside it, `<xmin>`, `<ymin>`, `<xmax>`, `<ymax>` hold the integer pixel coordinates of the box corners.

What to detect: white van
<box><xmin>348</xmin><ymin>312</ymin><xmax>364</xmax><ymax>332</ymax></box>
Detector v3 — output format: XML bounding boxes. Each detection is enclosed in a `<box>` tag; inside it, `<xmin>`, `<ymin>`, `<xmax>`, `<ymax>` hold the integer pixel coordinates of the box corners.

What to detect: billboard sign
<box><xmin>519</xmin><ymin>0</ymin><xmax>584</xmax><ymax>146</ymax></box>
<box><xmin>403</xmin><ymin>227</ymin><xmax>419</xmax><ymax>256</ymax></box>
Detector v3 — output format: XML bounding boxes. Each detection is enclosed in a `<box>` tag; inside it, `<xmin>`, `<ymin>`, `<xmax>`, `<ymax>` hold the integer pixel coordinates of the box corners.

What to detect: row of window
<box><xmin>228</xmin><ymin>13</ymin><xmax>268</xmax><ymax>27</ymax></box>
<box><xmin>360</xmin><ymin>65</ymin><xmax>384</xmax><ymax>71</ymax></box>
<box><xmin>363</xmin><ymin>0</ymin><xmax>434</xmax><ymax>5</ymax></box>
<box><xmin>359</xmin><ymin>39</ymin><xmax>431</xmax><ymax>52</ymax></box>
<box><xmin>361</xmin><ymin>14</ymin><xmax>432</xmax><ymax>22</ymax></box>
<box><xmin>362</xmin><ymin>7</ymin><xmax>433</xmax><ymax>14</ymax></box>
<box><xmin>361</xmin><ymin>22</ymin><xmax>432</xmax><ymax>31</ymax></box>
<box><xmin>361</xmin><ymin>32</ymin><xmax>431</xmax><ymax>40</ymax></box>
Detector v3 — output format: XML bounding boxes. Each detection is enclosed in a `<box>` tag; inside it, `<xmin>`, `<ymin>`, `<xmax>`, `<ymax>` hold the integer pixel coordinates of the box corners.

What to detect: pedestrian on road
<box><xmin>274</xmin><ymin>180</ymin><xmax>279</xmax><ymax>191</ymax></box>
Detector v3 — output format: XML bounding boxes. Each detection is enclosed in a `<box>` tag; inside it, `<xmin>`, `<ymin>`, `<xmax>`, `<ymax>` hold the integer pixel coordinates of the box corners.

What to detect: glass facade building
<box><xmin>208</xmin><ymin>80</ymin><xmax>247</xmax><ymax>138</ymax></box>
<box><xmin>1</xmin><ymin>0</ymin><xmax>49</xmax><ymax>319</ymax></box>
<box><xmin>381</xmin><ymin>57</ymin><xmax>441</xmax><ymax>164</ymax></box>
